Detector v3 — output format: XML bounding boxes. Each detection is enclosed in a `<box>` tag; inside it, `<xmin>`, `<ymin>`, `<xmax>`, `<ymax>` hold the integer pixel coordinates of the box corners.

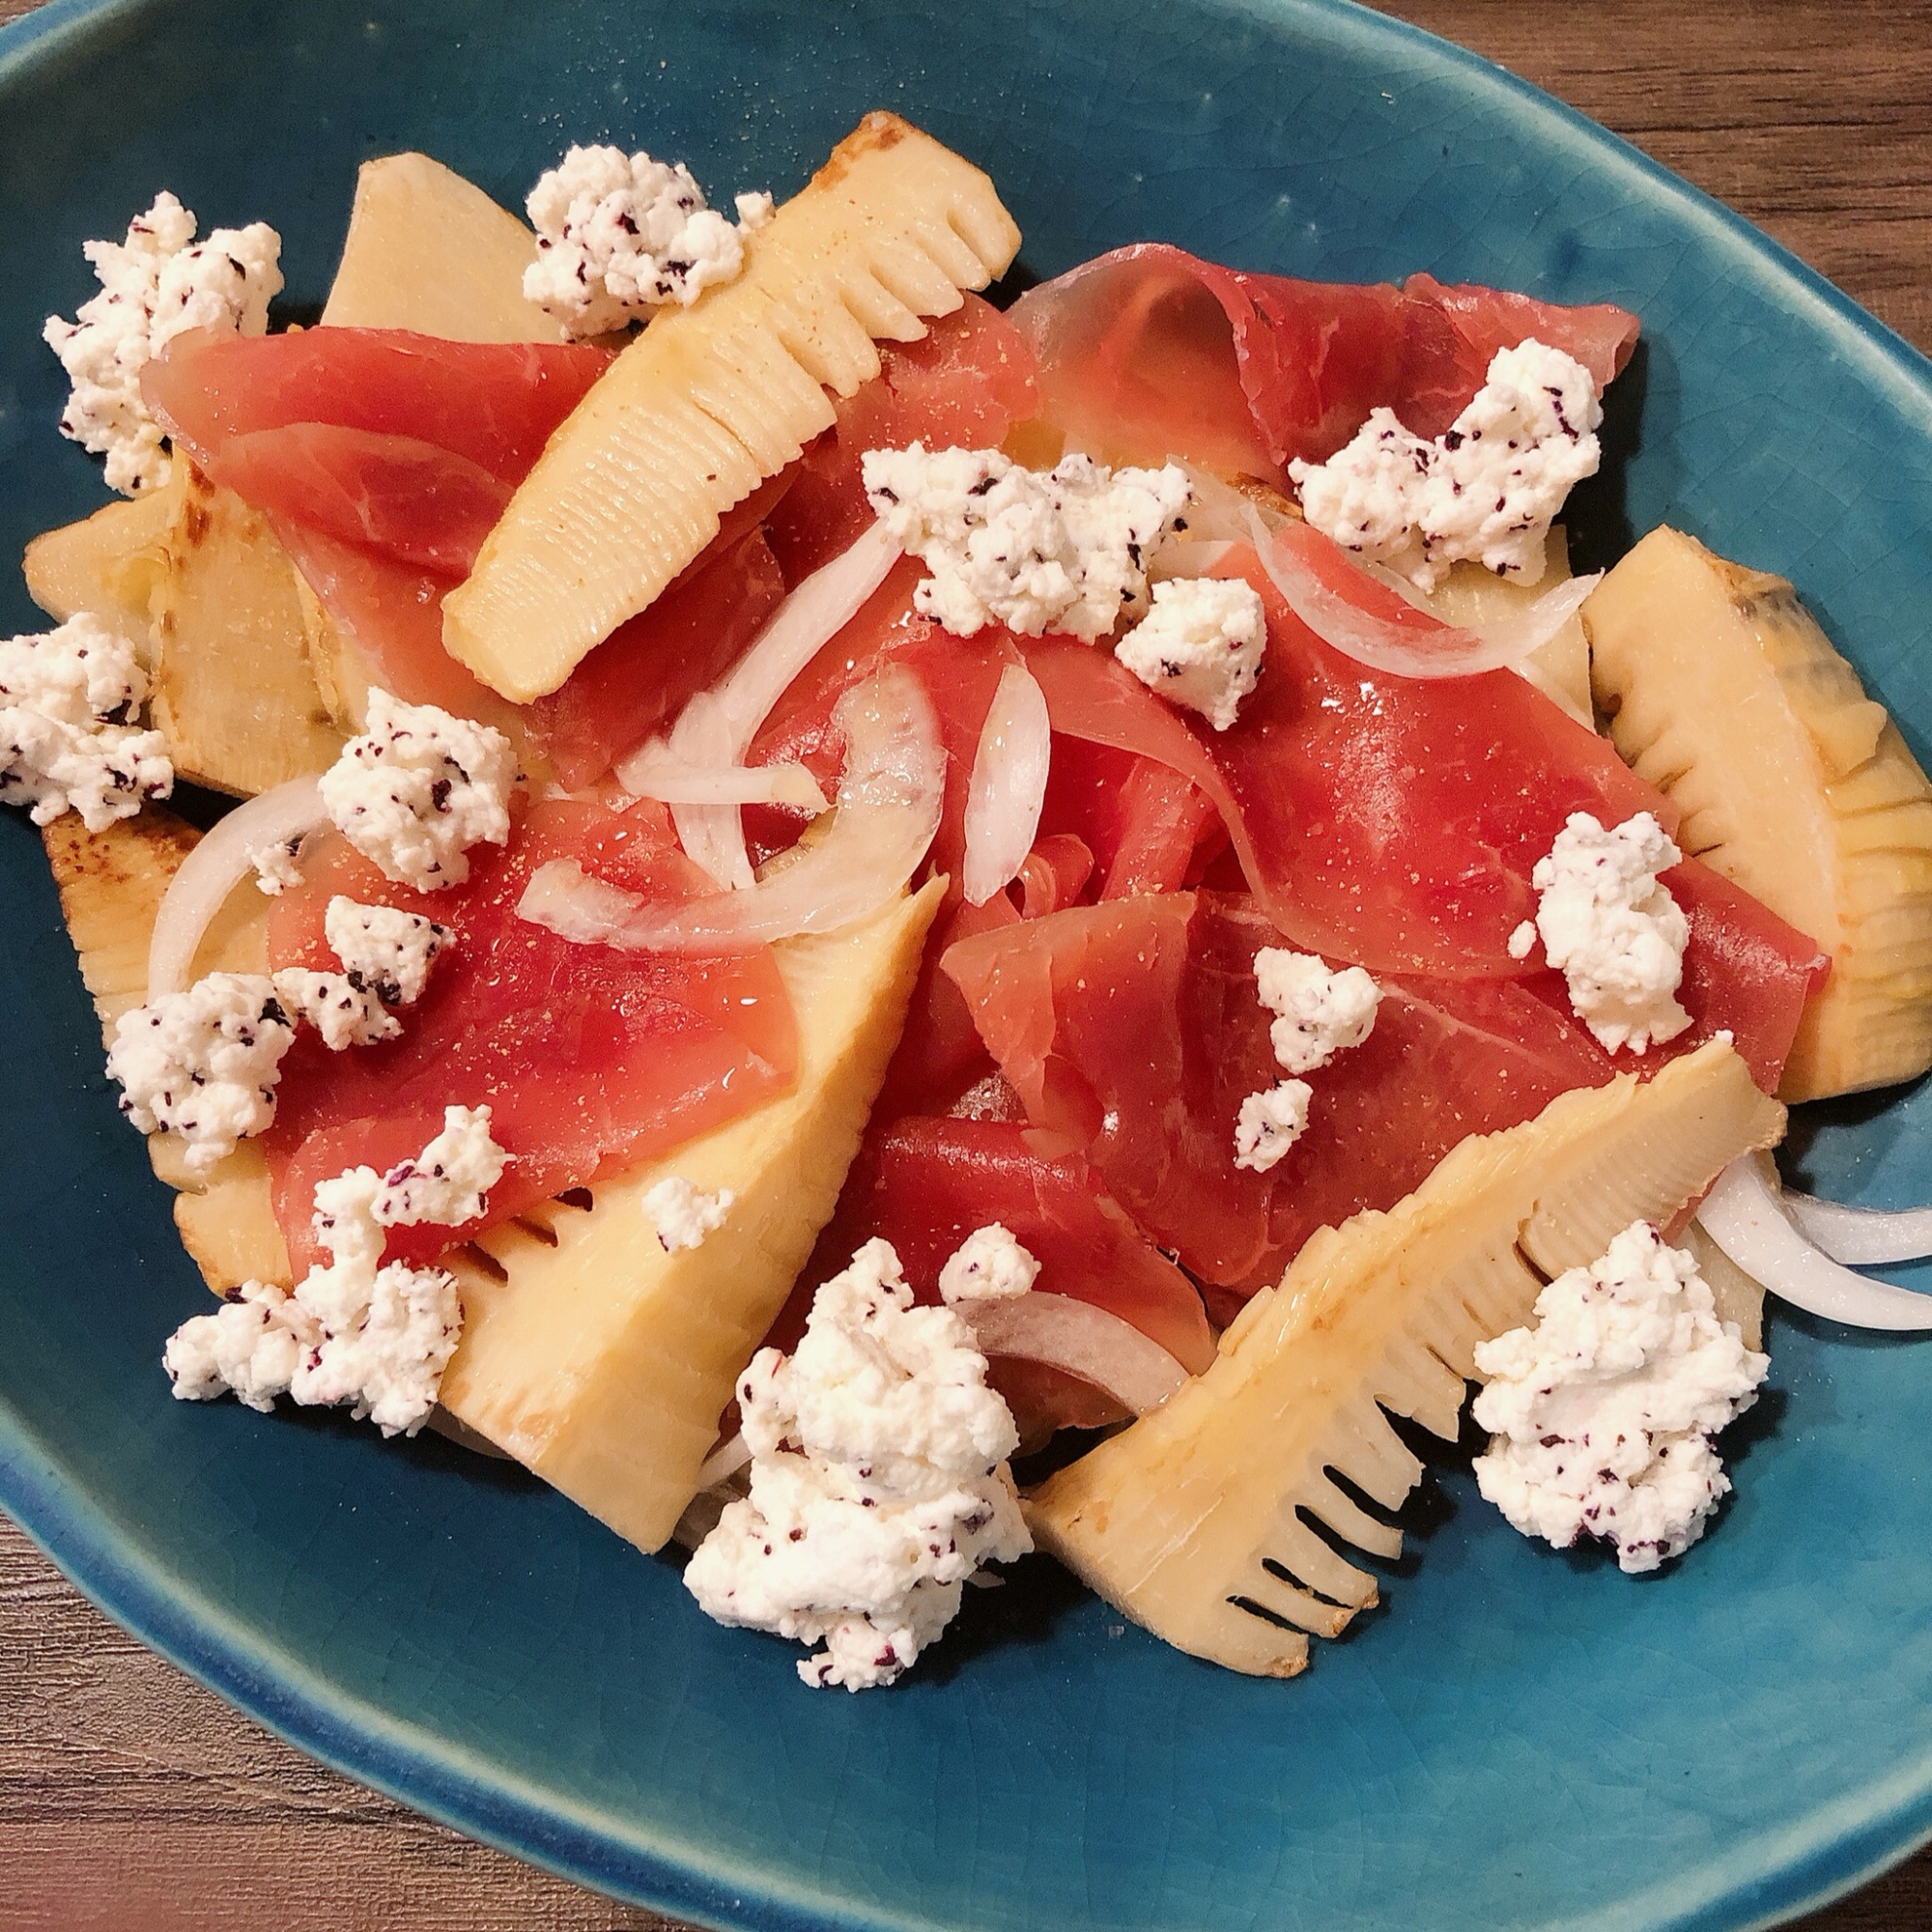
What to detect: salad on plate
<box><xmin>14</xmin><ymin>109</ymin><xmax>1932</xmax><ymax>1692</ymax></box>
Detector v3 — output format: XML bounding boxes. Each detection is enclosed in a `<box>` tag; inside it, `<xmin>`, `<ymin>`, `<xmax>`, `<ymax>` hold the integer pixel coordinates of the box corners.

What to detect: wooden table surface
<box><xmin>3</xmin><ymin>0</ymin><xmax>1930</xmax><ymax>1927</ymax></box>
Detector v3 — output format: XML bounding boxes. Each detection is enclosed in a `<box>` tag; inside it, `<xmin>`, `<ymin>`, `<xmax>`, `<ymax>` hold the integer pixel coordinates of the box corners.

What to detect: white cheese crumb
<box><xmin>1507</xmin><ymin>919</ymin><xmax>1538</xmax><ymax>960</ymax></box>
<box><xmin>524</xmin><ymin>145</ymin><xmax>767</xmax><ymax>335</ymax></box>
<box><xmin>248</xmin><ymin>838</ymin><xmax>305</xmax><ymax>895</ymax></box>
<box><xmin>165</xmin><ymin>1106</ymin><xmax>508</xmax><ymax>1436</ymax></box>
<box><xmin>43</xmin><ymin>190</ymin><xmax>282</xmax><ymax>496</ymax></box>
<box><xmin>684</xmin><ymin>1237</ymin><xmax>1032</xmax><ymax>1691</ymax></box>
<box><xmin>863</xmin><ymin>445</ymin><xmax>1192</xmax><ymax>642</ymax></box>
<box><xmin>1253</xmin><ymin>948</ymin><xmax>1381</xmax><ymax>1075</ymax></box>
<box><xmin>1528</xmin><ymin>810</ymin><xmax>1692</xmax><ymax>1054</ymax></box>
<box><xmin>0</xmin><ymin>612</ymin><xmax>171</xmax><ymax>831</ymax></box>
<box><xmin>367</xmin><ymin>1103</ymin><xmax>510</xmax><ymax>1231</ymax></box>
<box><xmin>1290</xmin><ymin>338</ymin><xmax>1603</xmax><ymax>592</ymax></box>
<box><xmin>1233</xmin><ymin>1079</ymin><xmax>1312</xmax><ymax>1173</ymax></box>
<box><xmin>324</xmin><ymin>895</ymin><xmax>448</xmax><ymax>1007</ymax></box>
<box><xmin>270</xmin><ymin>968</ymin><xmax>398</xmax><ymax>1051</ymax></box>
<box><xmin>937</xmin><ymin>1223</ymin><xmax>1039</xmax><ymax>1303</ymax></box>
<box><xmin>162</xmin><ymin>1279</ymin><xmax>315</xmax><ymax>1413</ymax></box>
<box><xmin>642</xmin><ymin>1175</ymin><xmax>734</xmax><ymax>1252</ymax></box>
<box><xmin>1114</xmin><ymin>576</ymin><xmax>1267</xmax><ymax>731</ymax></box>
<box><xmin>105</xmin><ymin>972</ymin><xmax>296</xmax><ymax>1175</ymax></box>
<box><xmin>317</xmin><ymin>689</ymin><xmax>515</xmax><ymax>893</ymax></box>
<box><xmin>1471</xmin><ymin>1219</ymin><xmax>1768</xmax><ymax>1574</ymax></box>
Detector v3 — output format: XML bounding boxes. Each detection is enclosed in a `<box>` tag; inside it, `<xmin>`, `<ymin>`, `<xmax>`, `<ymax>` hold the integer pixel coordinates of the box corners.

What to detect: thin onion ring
<box><xmin>961</xmin><ymin>1292</ymin><xmax>1190</xmax><ymax>1414</ymax></box>
<box><xmin>614</xmin><ymin>739</ymin><xmax>830</xmax><ymax>812</ymax></box>
<box><xmin>669</xmin><ymin>522</ymin><xmax>901</xmax><ymax>889</ymax></box>
<box><xmin>1780</xmin><ymin>1187</ymin><xmax>1932</xmax><ymax>1266</ymax></box>
<box><xmin>961</xmin><ymin>663</ymin><xmax>1051</xmax><ymax>907</ymax></box>
<box><xmin>521</xmin><ymin>665</ymin><xmax>943</xmax><ymax>954</ymax></box>
<box><xmin>148</xmin><ymin>776</ymin><xmax>327</xmax><ymax>998</ymax></box>
<box><xmin>1254</xmin><ymin>513</ymin><xmax>1607</xmax><ymax>681</ymax></box>
<box><xmin>1695</xmin><ymin>1152</ymin><xmax>1932</xmax><ymax>1331</ymax></box>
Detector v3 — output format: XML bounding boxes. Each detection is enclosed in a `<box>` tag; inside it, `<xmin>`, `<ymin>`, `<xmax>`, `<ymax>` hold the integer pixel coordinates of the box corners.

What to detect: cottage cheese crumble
<box><xmin>524</xmin><ymin>145</ymin><xmax>770</xmax><ymax>335</ymax></box>
<box><xmin>684</xmin><ymin>1237</ymin><xmax>1031</xmax><ymax>1690</ymax></box>
<box><xmin>1234</xmin><ymin>1079</ymin><xmax>1313</xmax><ymax>1176</ymax></box>
<box><xmin>1523</xmin><ymin>810</ymin><xmax>1692</xmax><ymax>1055</ymax></box>
<box><xmin>106</xmin><ymin>972</ymin><xmax>296</xmax><ymax>1176</ymax></box>
<box><xmin>1114</xmin><ymin>576</ymin><xmax>1267</xmax><ymax>730</ymax></box>
<box><xmin>270</xmin><ymin>968</ymin><xmax>398</xmax><ymax>1051</ymax></box>
<box><xmin>0</xmin><ymin>612</ymin><xmax>172</xmax><ymax>831</ymax></box>
<box><xmin>43</xmin><ymin>190</ymin><xmax>283</xmax><ymax>496</ymax></box>
<box><xmin>1253</xmin><ymin>949</ymin><xmax>1382</xmax><ymax>1075</ymax></box>
<box><xmin>164</xmin><ymin>1106</ymin><xmax>508</xmax><ymax>1436</ymax></box>
<box><xmin>863</xmin><ymin>445</ymin><xmax>1192</xmax><ymax>642</ymax></box>
<box><xmin>1290</xmin><ymin>339</ymin><xmax>1602</xmax><ymax>591</ymax></box>
<box><xmin>324</xmin><ymin>895</ymin><xmax>449</xmax><ymax>1008</ymax></box>
<box><xmin>642</xmin><ymin>1176</ymin><xmax>734</xmax><ymax>1253</ymax></box>
<box><xmin>1233</xmin><ymin>952</ymin><xmax>1381</xmax><ymax>1172</ymax></box>
<box><xmin>1471</xmin><ymin>1220</ymin><xmax>1768</xmax><ymax>1574</ymax></box>
<box><xmin>248</xmin><ymin>838</ymin><xmax>305</xmax><ymax>895</ymax></box>
<box><xmin>318</xmin><ymin>689</ymin><xmax>515</xmax><ymax>893</ymax></box>
<box><xmin>938</xmin><ymin>1223</ymin><xmax>1039</xmax><ymax>1303</ymax></box>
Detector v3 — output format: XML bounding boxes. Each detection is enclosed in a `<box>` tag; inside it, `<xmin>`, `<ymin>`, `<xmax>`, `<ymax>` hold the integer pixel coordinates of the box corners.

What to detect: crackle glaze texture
<box><xmin>2</xmin><ymin>1</ymin><xmax>1931</xmax><ymax>1929</ymax></box>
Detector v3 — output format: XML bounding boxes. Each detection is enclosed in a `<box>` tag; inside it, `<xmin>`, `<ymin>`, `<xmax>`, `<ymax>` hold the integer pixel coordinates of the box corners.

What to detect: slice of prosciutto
<box><xmin>1009</xmin><ymin>242</ymin><xmax>1638</xmax><ymax>480</ymax></box>
<box><xmin>263</xmin><ymin>797</ymin><xmax>798</xmax><ymax>1277</ymax></box>
<box><xmin>144</xmin><ymin>326</ymin><xmax>613</xmax><ymax>481</ymax></box>
<box><xmin>941</xmin><ymin>890</ymin><xmax>1811</xmax><ymax>1312</ymax></box>
<box><xmin>941</xmin><ymin>891</ymin><xmax>1586</xmax><ymax>1305</ymax></box>
<box><xmin>1019</xmin><ymin>545</ymin><xmax>1829</xmax><ymax>1033</ymax></box>
<box><xmin>144</xmin><ymin>327</ymin><xmax>619</xmax><ymax>728</ymax></box>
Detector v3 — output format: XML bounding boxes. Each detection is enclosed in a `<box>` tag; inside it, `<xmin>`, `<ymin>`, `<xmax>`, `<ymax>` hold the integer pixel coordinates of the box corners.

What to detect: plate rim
<box><xmin>3</xmin><ymin>0</ymin><xmax>1931</xmax><ymax>1925</ymax></box>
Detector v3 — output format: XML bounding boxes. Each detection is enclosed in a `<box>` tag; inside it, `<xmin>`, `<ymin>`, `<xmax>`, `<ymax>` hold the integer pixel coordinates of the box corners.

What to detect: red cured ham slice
<box><xmin>1038</xmin><ymin>735</ymin><xmax>1224</xmax><ymax>899</ymax></box>
<box><xmin>942</xmin><ymin>891</ymin><xmax>1613</xmax><ymax>1309</ymax></box>
<box><xmin>1009</xmin><ymin>243</ymin><xmax>1638</xmax><ymax>479</ymax></box>
<box><xmin>765</xmin><ymin>294</ymin><xmax>1040</xmax><ymax>583</ymax></box>
<box><xmin>263</xmin><ymin>798</ymin><xmax>797</xmax><ymax>1275</ymax></box>
<box><xmin>1021</xmin><ymin>550</ymin><xmax>1664</xmax><ymax>978</ymax></box>
<box><xmin>210</xmin><ymin>425</ymin><xmax>512</xmax><ymax>575</ymax></box>
<box><xmin>142</xmin><ymin>327</ymin><xmax>677</xmax><ymax>729</ymax></box>
<box><xmin>144</xmin><ymin>327</ymin><xmax>612</xmax><ymax>482</ymax></box>
<box><xmin>1016</xmin><ymin>834</ymin><xmax>1095</xmax><ymax>918</ymax></box>
<box><xmin>1022</xmin><ymin>549</ymin><xmax>1829</xmax><ymax>1064</ymax></box>
<box><xmin>803</xmin><ymin>1116</ymin><xmax>1215</xmax><ymax>1374</ymax></box>
<box><xmin>265</xmin><ymin>524</ymin><xmax>510</xmax><ymax>727</ymax></box>
<box><xmin>528</xmin><ymin>529</ymin><xmax>788</xmax><ymax>790</ymax></box>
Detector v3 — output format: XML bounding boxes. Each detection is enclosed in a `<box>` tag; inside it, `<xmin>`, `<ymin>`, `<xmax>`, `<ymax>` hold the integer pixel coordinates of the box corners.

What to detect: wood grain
<box><xmin>2</xmin><ymin>0</ymin><xmax>1930</xmax><ymax>1926</ymax></box>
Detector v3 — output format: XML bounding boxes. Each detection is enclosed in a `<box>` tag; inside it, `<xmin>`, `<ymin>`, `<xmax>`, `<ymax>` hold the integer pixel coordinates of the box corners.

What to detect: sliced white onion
<box><xmin>1148</xmin><ymin>539</ymin><xmax>1236</xmax><ymax>583</ymax></box>
<box><xmin>614</xmin><ymin>738</ymin><xmax>830</xmax><ymax>812</ymax></box>
<box><xmin>1248</xmin><ymin>510</ymin><xmax>1519</xmax><ymax>680</ymax></box>
<box><xmin>1695</xmin><ymin>1152</ymin><xmax>1932</xmax><ymax>1331</ymax></box>
<box><xmin>963</xmin><ymin>1292</ymin><xmax>1190</xmax><ymax>1415</ymax></box>
<box><xmin>1782</xmin><ymin>1188</ymin><xmax>1932</xmax><ymax>1266</ymax></box>
<box><xmin>518</xmin><ymin>860</ymin><xmax>647</xmax><ymax>945</ymax></box>
<box><xmin>1177</xmin><ymin>463</ymin><xmax>1292</xmax><ymax>543</ymax></box>
<box><xmin>961</xmin><ymin>664</ymin><xmax>1051</xmax><ymax>907</ymax></box>
<box><xmin>696</xmin><ymin>1432</ymin><xmax>752</xmax><ymax>1489</ymax></box>
<box><xmin>1362</xmin><ymin>557</ymin><xmax>1605</xmax><ymax>667</ymax></box>
<box><xmin>670</xmin><ymin>521</ymin><xmax>901</xmax><ymax>890</ymax></box>
<box><xmin>521</xmin><ymin>664</ymin><xmax>943</xmax><ymax>953</ymax></box>
<box><xmin>148</xmin><ymin>776</ymin><xmax>327</xmax><ymax>998</ymax></box>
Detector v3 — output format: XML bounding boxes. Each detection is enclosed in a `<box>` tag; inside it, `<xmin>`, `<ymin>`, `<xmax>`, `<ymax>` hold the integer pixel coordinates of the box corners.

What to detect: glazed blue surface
<box><xmin>3</xmin><ymin>1</ymin><xmax>1931</xmax><ymax>1927</ymax></box>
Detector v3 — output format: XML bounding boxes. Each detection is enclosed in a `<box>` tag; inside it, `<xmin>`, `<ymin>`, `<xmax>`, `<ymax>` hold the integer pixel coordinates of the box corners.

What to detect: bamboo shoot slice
<box><xmin>1026</xmin><ymin>1041</ymin><xmax>1784</xmax><ymax>1677</ymax></box>
<box><xmin>442</xmin><ymin>113</ymin><xmax>1021</xmax><ymax>702</ymax></box>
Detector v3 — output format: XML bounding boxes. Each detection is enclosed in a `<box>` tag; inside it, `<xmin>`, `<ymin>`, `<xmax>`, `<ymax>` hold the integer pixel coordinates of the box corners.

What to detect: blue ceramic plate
<box><xmin>3</xmin><ymin>2</ymin><xmax>1930</xmax><ymax>1927</ymax></box>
